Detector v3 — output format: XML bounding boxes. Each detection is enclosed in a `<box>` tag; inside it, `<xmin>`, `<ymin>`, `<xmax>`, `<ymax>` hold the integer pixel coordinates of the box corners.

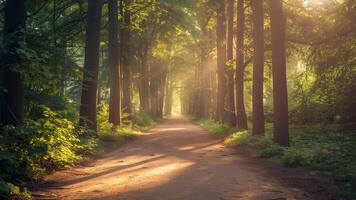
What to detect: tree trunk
<box><xmin>79</xmin><ymin>0</ymin><xmax>103</xmax><ymax>132</ymax></box>
<box><xmin>211</xmin><ymin>73</ymin><xmax>217</xmax><ymax>119</ymax></box>
<box><xmin>108</xmin><ymin>0</ymin><xmax>121</xmax><ymax>126</ymax></box>
<box><xmin>0</xmin><ymin>0</ymin><xmax>26</xmax><ymax>126</ymax></box>
<box><xmin>121</xmin><ymin>0</ymin><xmax>132</xmax><ymax>114</ymax></box>
<box><xmin>251</xmin><ymin>0</ymin><xmax>265</xmax><ymax>135</ymax></box>
<box><xmin>139</xmin><ymin>36</ymin><xmax>150</xmax><ymax>113</ymax></box>
<box><xmin>164</xmin><ymin>72</ymin><xmax>173</xmax><ymax>116</ymax></box>
<box><xmin>158</xmin><ymin>67</ymin><xmax>168</xmax><ymax>117</ymax></box>
<box><xmin>216</xmin><ymin>0</ymin><xmax>227</xmax><ymax>123</ymax></box>
<box><xmin>270</xmin><ymin>0</ymin><xmax>289</xmax><ymax>146</ymax></box>
<box><xmin>236</xmin><ymin>0</ymin><xmax>248</xmax><ymax>129</ymax></box>
<box><xmin>226</xmin><ymin>0</ymin><xmax>236</xmax><ymax>126</ymax></box>
<box><xmin>149</xmin><ymin>59</ymin><xmax>167</xmax><ymax>118</ymax></box>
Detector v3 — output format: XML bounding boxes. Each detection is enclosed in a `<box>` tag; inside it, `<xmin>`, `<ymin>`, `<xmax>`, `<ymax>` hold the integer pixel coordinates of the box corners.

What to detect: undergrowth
<box><xmin>199</xmin><ymin>118</ymin><xmax>356</xmax><ymax>199</ymax></box>
<box><xmin>196</xmin><ymin>118</ymin><xmax>242</xmax><ymax>136</ymax></box>
<box><xmin>0</xmin><ymin>104</ymin><xmax>157</xmax><ymax>199</ymax></box>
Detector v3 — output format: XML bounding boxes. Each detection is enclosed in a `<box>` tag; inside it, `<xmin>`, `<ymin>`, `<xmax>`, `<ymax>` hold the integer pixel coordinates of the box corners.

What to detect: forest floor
<box><xmin>30</xmin><ymin>117</ymin><xmax>332</xmax><ymax>200</ymax></box>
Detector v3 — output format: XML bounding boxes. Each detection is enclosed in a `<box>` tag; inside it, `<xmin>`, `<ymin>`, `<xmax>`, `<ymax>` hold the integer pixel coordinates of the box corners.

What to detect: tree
<box><xmin>108</xmin><ymin>0</ymin><xmax>121</xmax><ymax>126</ymax></box>
<box><xmin>251</xmin><ymin>0</ymin><xmax>265</xmax><ymax>135</ymax></box>
<box><xmin>79</xmin><ymin>0</ymin><xmax>103</xmax><ymax>132</ymax></box>
<box><xmin>215</xmin><ymin>0</ymin><xmax>227</xmax><ymax>123</ymax></box>
<box><xmin>226</xmin><ymin>0</ymin><xmax>237</xmax><ymax>126</ymax></box>
<box><xmin>121</xmin><ymin>0</ymin><xmax>132</xmax><ymax>114</ymax></box>
<box><xmin>270</xmin><ymin>0</ymin><xmax>289</xmax><ymax>146</ymax></box>
<box><xmin>235</xmin><ymin>0</ymin><xmax>248</xmax><ymax>129</ymax></box>
<box><xmin>139</xmin><ymin>34</ymin><xmax>150</xmax><ymax>113</ymax></box>
<box><xmin>0</xmin><ymin>0</ymin><xmax>26</xmax><ymax>126</ymax></box>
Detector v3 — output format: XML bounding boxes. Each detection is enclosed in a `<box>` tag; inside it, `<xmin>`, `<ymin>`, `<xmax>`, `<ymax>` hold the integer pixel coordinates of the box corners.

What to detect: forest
<box><xmin>0</xmin><ymin>0</ymin><xmax>355</xmax><ymax>199</ymax></box>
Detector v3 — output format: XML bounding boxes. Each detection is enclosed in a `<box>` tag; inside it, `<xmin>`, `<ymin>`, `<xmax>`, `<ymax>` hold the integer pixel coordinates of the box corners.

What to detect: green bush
<box><xmin>0</xmin><ymin>104</ymin><xmax>152</xmax><ymax>199</ymax></box>
<box><xmin>220</xmin><ymin>123</ymin><xmax>356</xmax><ymax>198</ymax></box>
<box><xmin>224</xmin><ymin>130</ymin><xmax>251</xmax><ymax>145</ymax></box>
<box><xmin>131</xmin><ymin>112</ymin><xmax>156</xmax><ymax>128</ymax></box>
<box><xmin>97</xmin><ymin>104</ymin><xmax>139</xmax><ymax>143</ymax></box>
<box><xmin>199</xmin><ymin>118</ymin><xmax>241</xmax><ymax>136</ymax></box>
<box><xmin>0</xmin><ymin>179</ymin><xmax>30</xmax><ymax>199</ymax></box>
<box><xmin>0</xmin><ymin>106</ymin><xmax>82</xmax><ymax>198</ymax></box>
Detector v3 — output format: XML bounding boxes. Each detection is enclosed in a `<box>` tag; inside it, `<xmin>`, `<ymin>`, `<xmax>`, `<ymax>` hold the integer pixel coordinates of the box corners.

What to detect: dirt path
<box><xmin>31</xmin><ymin>117</ymin><xmax>330</xmax><ymax>200</ymax></box>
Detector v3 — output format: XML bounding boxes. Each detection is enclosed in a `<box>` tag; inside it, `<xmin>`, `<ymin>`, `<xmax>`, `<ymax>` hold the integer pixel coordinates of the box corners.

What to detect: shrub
<box><xmin>199</xmin><ymin>119</ymin><xmax>241</xmax><ymax>136</ymax></box>
<box><xmin>224</xmin><ymin>130</ymin><xmax>250</xmax><ymax>145</ymax></box>
<box><xmin>220</xmin><ymin>122</ymin><xmax>356</xmax><ymax>198</ymax></box>
<box><xmin>0</xmin><ymin>106</ymin><xmax>81</xmax><ymax>198</ymax></box>
<box><xmin>97</xmin><ymin>104</ymin><xmax>139</xmax><ymax>143</ymax></box>
<box><xmin>131</xmin><ymin>112</ymin><xmax>156</xmax><ymax>129</ymax></box>
<box><xmin>0</xmin><ymin>179</ymin><xmax>30</xmax><ymax>199</ymax></box>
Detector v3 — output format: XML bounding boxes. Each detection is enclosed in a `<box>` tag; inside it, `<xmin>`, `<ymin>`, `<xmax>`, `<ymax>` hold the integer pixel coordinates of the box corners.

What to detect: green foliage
<box><xmin>0</xmin><ymin>104</ymin><xmax>154</xmax><ymax>198</ymax></box>
<box><xmin>131</xmin><ymin>112</ymin><xmax>156</xmax><ymax>128</ymax></box>
<box><xmin>0</xmin><ymin>106</ymin><xmax>79</xmax><ymax>180</ymax></box>
<box><xmin>0</xmin><ymin>106</ymin><xmax>82</xmax><ymax>198</ymax></box>
<box><xmin>198</xmin><ymin>118</ymin><xmax>241</xmax><ymax>136</ymax></box>
<box><xmin>97</xmin><ymin>104</ymin><xmax>139</xmax><ymax>143</ymax></box>
<box><xmin>0</xmin><ymin>179</ymin><xmax>30</xmax><ymax>199</ymax></box>
<box><xmin>221</xmin><ymin>123</ymin><xmax>356</xmax><ymax>198</ymax></box>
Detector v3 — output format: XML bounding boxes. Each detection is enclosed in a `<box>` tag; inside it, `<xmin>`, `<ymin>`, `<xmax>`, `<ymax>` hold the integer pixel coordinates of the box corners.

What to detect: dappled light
<box><xmin>0</xmin><ymin>0</ymin><xmax>355</xmax><ymax>199</ymax></box>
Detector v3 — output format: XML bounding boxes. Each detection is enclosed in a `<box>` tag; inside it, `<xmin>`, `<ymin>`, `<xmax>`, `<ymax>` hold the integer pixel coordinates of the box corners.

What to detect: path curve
<box><xmin>32</xmin><ymin>117</ymin><xmax>329</xmax><ymax>200</ymax></box>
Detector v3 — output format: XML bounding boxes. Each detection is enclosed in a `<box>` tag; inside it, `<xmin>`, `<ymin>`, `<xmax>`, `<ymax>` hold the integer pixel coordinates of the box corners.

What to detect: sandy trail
<box><xmin>31</xmin><ymin>117</ymin><xmax>328</xmax><ymax>200</ymax></box>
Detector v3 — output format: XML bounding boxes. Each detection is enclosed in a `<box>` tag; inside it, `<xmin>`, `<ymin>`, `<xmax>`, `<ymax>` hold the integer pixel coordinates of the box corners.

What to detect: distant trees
<box><xmin>79</xmin><ymin>0</ymin><xmax>103</xmax><ymax>132</ymax></box>
<box><xmin>270</xmin><ymin>0</ymin><xmax>289</xmax><ymax>146</ymax></box>
<box><xmin>187</xmin><ymin>0</ymin><xmax>292</xmax><ymax>145</ymax></box>
<box><xmin>3</xmin><ymin>0</ymin><xmax>353</xmax><ymax>146</ymax></box>
<box><xmin>251</xmin><ymin>0</ymin><xmax>265</xmax><ymax>135</ymax></box>
<box><xmin>0</xmin><ymin>0</ymin><xmax>26</xmax><ymax>126</ymax></box>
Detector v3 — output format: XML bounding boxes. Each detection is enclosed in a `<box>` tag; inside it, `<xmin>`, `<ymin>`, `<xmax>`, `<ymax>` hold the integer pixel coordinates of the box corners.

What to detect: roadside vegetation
<box><xmin>0</xmin><ymin>104</ymin><xmax>157</xmax><ymax>199</ymax></box>
<box><xmin>197</xmin><ymin>118</ymin><xmax>356</xmax><ymax>199</ymax></box>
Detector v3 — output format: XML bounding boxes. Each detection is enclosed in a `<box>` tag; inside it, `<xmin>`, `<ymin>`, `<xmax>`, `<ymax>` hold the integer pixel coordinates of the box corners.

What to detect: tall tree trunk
<box><xmin>150</xmin><ymin>60</ymin><xmax>167</xmax><ymax>118</ymax></box>
<box><xmin>79</xmin><ymin>0</ymin><xmax>102</xmax><ymax>132</ymax></box>
<box><xmin>139</xmin><ymin>36</ymin><xmax>150</xmax><ymax>113</ymax></box>
<box><xmin>251</xmin><ymin>0</ymin><xmax>265</xmax><ymax>135</ymax></box>
<box><xmin>216</xmin><ymin>0</ymin><xmax>227</xmax><ymax>123</ymax></box>
<box><xmin>121</xmin><ymin>0</ymin><xmax>132</xmax><ymax>114</ymax></box>
<box><xmin>211</xmin><ymin>73</ymin><xmax>217</xmax><ymax>119</ymax></box>
<box><xmin>270</xmin><ymin>0</ymin><xmax>289</xmax><ymax>146</ymax></box>
<box><xmin>164</xmin><ymin>71</ymin><xmax>173</xmax><ymax>116</ymax></box>
<box><xmin>197</xmin><ymin>2</ymin><xmax>211</xmax><ymax>119</ymax></box>
<box><xmin>226</xmin><ymin>0</ymin><xmax>237</xmax><ymax>126</ymax></box>
<box><xmin>236</xmin><ymin>0</ymin><xmax>248</xmax><ymax>129</ymax></box>
<box><xmin>0</xmin><ymin>0</ymin><xmax>26</xmax><ymax>126</ymax></box>
<box><xmin>158</xmin><ymin>67</ymin><xmax>168</xmax><ymax>117</ymax></box>
<box><xmin>108</xmin><ymin>0</ymin><xmax>121</xmax><ymax>126</ymax></box>
<box><xmin>200</xmin><ymin>47</ymin><xmax>209</xmax><ymax>118</ymax></box>
<box><xmin>196</xmin><ymin>56</ymin><xmax>204</xmax><ymax>118</ymax></box>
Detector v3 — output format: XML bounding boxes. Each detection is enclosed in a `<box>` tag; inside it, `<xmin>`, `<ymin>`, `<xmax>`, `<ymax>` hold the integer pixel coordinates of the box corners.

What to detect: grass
<box><xmin>195</xmin><ymin>118</ymin><xmax>243</xmax><ymax>136</ymax></box>
<box><xmin>198</xmin><ymin>118</ymin><xmax>356</xmax><ymax>199</ymax></box>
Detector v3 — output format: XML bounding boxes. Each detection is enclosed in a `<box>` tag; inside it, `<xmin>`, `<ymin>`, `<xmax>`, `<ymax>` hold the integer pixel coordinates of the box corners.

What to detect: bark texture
<box><xmin>236</xmin><ymin>0</ymin><xmax>248</xmax><ymax>129</ymax></box>
<box><xmin>226</xmin><ymin>0</ymin><xmax>237</xmax><ymax>126</ymax></box>
<box><xmin>0</xmin><ymin>0</ymin><xmax>26</xmax><ymax>126</ymax></box>
<box><xmin>108</xmin><ymin>0</ymin><xmax>121</xmax><ymax>126</ymax></box>
<box><xmin>251</xmin><ymin>0</ymin><xmax>265</xmax><ymax>135</ymax></box>
<box><xmin>270</xmin><ymin>0</ymin><xmax>289</xmax><ymax>146</ymax></box>
<box><xmin>121</xmin><ymin>0</ymin><xmax>132</xmax><ymax>114</ymax></box>
<box><xmin>216</xmin><ymin>0</ymin><xmax>227</xmax><ymax>123</ymax></box>
<box><xmin>79</xmin><ymin>0</ymin><xmax>103</xmax><ymax>132</ymax></box>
